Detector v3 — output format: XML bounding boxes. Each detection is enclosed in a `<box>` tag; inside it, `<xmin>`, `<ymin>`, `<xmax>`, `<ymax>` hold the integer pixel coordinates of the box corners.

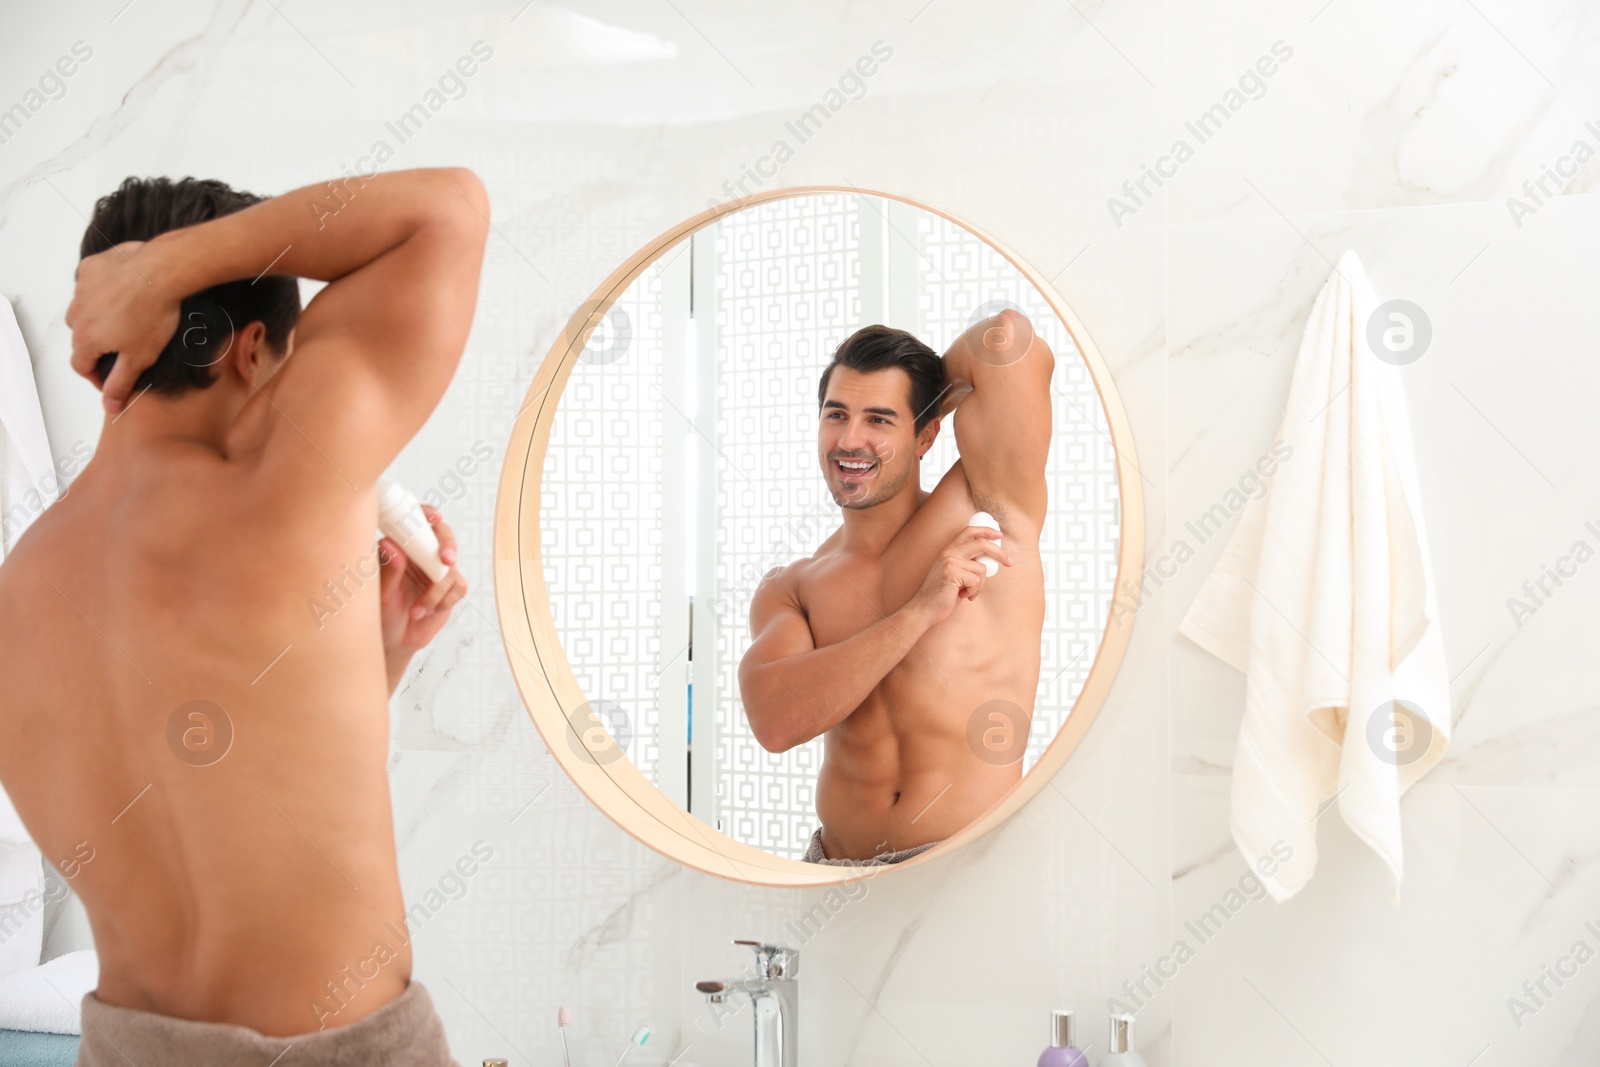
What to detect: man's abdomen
<box><xmin>815</xmin><ymin>643</ymin><xmax>1038</xmax><ymax>859</ymax></box>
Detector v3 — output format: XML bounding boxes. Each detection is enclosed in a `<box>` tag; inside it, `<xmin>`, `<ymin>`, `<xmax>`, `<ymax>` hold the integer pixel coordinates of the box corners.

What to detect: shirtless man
<box><xmin>0</xmin><ymin>167</ymin><xmax>486</xmax><ymax>1062</ymax></box>
<box><xmin>738</xmin><ymin>311</ymin><xmax>1053</xmax><ymax>864</ymax></box>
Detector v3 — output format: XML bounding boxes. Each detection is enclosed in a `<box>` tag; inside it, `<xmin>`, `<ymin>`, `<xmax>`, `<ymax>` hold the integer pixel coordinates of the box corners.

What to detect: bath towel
<box><xmin>0</xmin><ymin>295</ymin><xmax>59</xmax><ymax>555</ymax></box>
<box><xmin>74</xmin><ymin>979</ymin><xmax>460</xmax><ymax>1066</ymax></box>
<box><xmin>802</xmin><ymin>827</ymin><xmax>941</xmax><ymax>866</ymax></box>
<box><xmin>0</xmin><ymin>826</ymin><xmax>44</xmax><ymax>978</ymax></box>
<box><xmin>0</xmin><ymin>295</ymin><xmax>50</xmax><ymax>972</ymax></box>
<box><xmin>1179</xmin><ymin>249</ymin><xmax>1450</xmax><ymax>903</ymax></box>
<box><xmin>0</xmin><ymin>950</ymin><xmax>97</xmax><ymax>1035</ymax></box>
<box><xmin>0</xmin><ymin>1026</ymin><xmax>78</xmax><ymax>1067</ymax></box>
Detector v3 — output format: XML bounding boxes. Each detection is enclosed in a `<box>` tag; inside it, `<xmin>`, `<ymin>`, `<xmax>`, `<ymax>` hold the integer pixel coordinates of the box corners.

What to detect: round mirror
<box><xmin>495</xmin><ymin>187</ymin><xmax>1143</xmax><ymax>885</ymax></box>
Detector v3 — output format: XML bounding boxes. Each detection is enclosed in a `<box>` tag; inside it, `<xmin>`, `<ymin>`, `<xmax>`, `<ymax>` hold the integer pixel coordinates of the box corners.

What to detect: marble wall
<box><xmin>2</xmin><ymin>0</ymin><xmax>1597</xmax><ymax>1063</ymax></box>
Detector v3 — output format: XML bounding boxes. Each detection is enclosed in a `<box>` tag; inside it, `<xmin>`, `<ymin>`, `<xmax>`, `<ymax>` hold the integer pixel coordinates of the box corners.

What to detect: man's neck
<box><xmin>837</xmin><ymin>480</ymin><xmax>927</xmax><ymax>557</ymax></box>
<box><xmin>96</xmin><ymin>387</ymin><xmax>240</xmax><ymax>460</ymax></box>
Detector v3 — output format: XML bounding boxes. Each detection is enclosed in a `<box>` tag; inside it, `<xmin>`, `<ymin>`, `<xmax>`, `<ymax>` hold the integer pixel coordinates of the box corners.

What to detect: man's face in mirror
<box><xmin>818</xmin><ymin>365</ymin><xmax>935</xmax><ymax>510</ymax></box>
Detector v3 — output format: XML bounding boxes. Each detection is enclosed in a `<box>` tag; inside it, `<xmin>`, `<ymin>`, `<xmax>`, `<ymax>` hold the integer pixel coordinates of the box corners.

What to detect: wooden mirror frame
<box><xmin>493</xmin><ymin>185</ymin><xmax>1144</xmax><ymax>887</ymax></box>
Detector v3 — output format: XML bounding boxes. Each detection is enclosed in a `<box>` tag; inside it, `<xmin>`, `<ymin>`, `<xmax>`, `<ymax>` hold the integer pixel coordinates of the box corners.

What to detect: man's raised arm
<box><xmin>68</xmin><ymin>166</ymin><xmax>490</xmax><ymax>487</ymax></box>
<box><xmin>938</xmin><ymin>308</ymin><xmax>1054</xmax><ymax>524</ymax></box>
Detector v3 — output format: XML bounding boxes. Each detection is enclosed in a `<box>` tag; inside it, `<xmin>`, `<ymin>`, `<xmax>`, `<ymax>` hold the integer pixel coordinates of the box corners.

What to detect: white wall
<box><xmin>2</xmin><ymin>2</ymin><xmax>1596</xmax><ymax>1063</ymax></box>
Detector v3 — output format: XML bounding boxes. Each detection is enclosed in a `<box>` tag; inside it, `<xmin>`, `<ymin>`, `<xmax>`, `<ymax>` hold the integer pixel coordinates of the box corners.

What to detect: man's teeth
<box><xmin>839</xmin><ymin>460</ymin><xmax>873</xmax><ymax>470</ymax></box>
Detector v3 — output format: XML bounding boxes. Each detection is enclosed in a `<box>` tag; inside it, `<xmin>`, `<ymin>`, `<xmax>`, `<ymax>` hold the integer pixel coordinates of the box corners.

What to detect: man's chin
<box><xmin>827</xmin><ymin>464</ymin><xmax>907</xmax><ymax>509</ymax></box>
<box><xmin>830</xmin><ymin>483</ymin><xmax>885</xmax><ymax>509</ymax></box>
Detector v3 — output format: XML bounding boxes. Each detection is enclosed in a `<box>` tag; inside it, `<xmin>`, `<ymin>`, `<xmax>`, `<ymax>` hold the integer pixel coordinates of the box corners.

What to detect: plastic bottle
<box><xmin>969</xmin><ymin>510</ymin><xmax>1002</xmax><ymax>577</ymax></box>
<box><xmin>377</xmin><ymin>478</ymin><xmax>449</xmax><ymax>583</ymax></box>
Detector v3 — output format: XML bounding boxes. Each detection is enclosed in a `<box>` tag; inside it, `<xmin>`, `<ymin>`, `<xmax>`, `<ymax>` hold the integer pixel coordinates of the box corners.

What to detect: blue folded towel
<box><xmin>0</xmin><ymin>1027</ymin><xmax>80</xmax><ymax>1067</ymax></box>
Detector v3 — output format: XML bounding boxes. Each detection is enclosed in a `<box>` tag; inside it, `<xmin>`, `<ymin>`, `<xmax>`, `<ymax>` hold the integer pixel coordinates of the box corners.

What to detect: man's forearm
<box><xmin>937</xmin><ymin>343</ymin><xmax>975</xmax><ymax>419</ymax></box>
<box><xmin>144</xmin><ymin>167</ymin><xmax>482</xmax><ymax>299</ymax></box>
<box><xmin>385</xmin><ymin>649</ymin><xmax>413</xmax><ymax>696</ymax></box>
<box><xmin>744</xmin><ymin>601</ymin><xmax>937</xmax><ymax>751</ymax></box>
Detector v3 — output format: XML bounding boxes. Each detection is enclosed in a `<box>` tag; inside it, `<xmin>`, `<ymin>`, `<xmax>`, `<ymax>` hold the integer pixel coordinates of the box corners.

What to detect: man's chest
<box><xmin>793</xmin><ymin>535</ymin><xmax>935</xmax><ymax>644</ymax></box>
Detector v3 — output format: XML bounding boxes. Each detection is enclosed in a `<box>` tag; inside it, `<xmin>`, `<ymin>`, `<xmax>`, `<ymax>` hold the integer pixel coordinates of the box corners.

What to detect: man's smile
<box><xmin>832</xmin><ymin>456</ymin><xmax>878</xmax><ymax>482</ymax></box>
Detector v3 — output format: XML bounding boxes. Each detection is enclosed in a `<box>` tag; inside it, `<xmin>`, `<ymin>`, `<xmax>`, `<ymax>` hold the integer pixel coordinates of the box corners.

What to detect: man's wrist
<box><xmin>893</xmin><ymin>598</ymin><xmax>938</xmax><ymax>639</ymax></box>
<box><xmin>937</xmin><ymin>354</ymin><xmax>973</xmax><ymax>417</ymax></box>
<box><xmin>144</xmin><ymin>227</ymin><xmax>205</xmax><ymax>304</ymax></box>
<box><xmin>384</xmin><ymin>646</ymin><xmax>414</xmax><ymax>693</ymax></box>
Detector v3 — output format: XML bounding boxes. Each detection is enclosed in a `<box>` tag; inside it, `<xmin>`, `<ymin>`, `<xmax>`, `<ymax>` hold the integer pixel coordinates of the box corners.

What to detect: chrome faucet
<box><xmin>696</xmin><ymin>939</ymin><xmax>800</xmax><ymax>1067</ymax></box>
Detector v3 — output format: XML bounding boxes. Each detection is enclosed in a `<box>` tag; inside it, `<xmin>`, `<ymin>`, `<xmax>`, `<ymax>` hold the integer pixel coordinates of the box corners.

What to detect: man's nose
<box><xmin>838</xmin><ymin>420</ymin><xmax>871</xmax><ymax>452</ymax></box>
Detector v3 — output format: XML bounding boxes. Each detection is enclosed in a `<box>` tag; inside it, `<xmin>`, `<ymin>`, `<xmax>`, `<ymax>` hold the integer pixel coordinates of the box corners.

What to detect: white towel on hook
<box><xmin>0</xmin><ymin>295</ymin><xmax>52</xmax><ymax>972</ymax></box>
<box><xmin>1179</xmin><ymin>249</ymin><xmax>1450</xmax><ymax>903</ymax></box>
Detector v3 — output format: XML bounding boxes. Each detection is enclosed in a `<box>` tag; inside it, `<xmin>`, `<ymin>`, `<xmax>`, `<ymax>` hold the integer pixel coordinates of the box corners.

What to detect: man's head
<box><xmin>79</xmin><ymin>176</ymin><xmax>301</xmax><ymax>403</ymax></box>
<box><xmin>816</xmin><ymin>324</ymin><xmax>945</xmax><ymax>510</ymax></box>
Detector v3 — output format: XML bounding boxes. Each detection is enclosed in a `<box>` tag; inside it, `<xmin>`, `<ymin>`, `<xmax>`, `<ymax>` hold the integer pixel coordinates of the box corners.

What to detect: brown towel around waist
<box><xmin>74</xmin><ymin>979</ymin><xmax>459</xmax><ymax>1067</ymax></box>
<box><xmin>801</xmin><ymin>826</ymin><xmax>942</xmax><ymax>865</ymax></box>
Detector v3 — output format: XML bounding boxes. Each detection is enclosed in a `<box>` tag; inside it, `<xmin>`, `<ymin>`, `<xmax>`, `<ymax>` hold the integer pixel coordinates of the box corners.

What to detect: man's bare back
<box><xmin>740</xmin><ymin>313</ymin><xmax>1055</xmax><ymax>862</ymax></box>
<box><xmin>0</xmin><ymin>167</ymin><xmax>487</xmax><ymax>1037</ymax></box>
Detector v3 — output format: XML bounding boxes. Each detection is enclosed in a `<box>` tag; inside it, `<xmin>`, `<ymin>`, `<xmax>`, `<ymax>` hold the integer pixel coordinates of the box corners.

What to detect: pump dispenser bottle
<box><xmin>1036</xmin><ymin>1009</ymin><xmax>1086</xmax><ymax>1067</ymax></box>
<box><xmin>1101</xmin><ymin>1013</ymin><xmax>1148</xmax><ymax>1067</ymax></box>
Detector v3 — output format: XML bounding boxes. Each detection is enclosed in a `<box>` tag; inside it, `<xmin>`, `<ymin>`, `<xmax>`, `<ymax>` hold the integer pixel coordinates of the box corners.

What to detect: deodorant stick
<box><xmin>969</xmin><ymin>510</ymin><xmax>1001</xmax><ymax>577</ymax></box>
<box><xmin>377</xmin><ymin>479</ymin><xmax>449</xmax><ymax>583</ymax></box>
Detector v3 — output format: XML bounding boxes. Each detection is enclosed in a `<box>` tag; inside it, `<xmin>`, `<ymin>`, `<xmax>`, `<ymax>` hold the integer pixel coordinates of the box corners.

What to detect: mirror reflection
<box><xmin>541</xmin><ymin>192</ymin><xmax>1119</xmax><ymax>865</ymax></box>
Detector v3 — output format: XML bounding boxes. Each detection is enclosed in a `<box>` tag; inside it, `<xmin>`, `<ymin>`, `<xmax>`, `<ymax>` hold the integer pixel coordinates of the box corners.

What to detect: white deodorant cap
<box><xmin>969</xmin><ymin>510</ymin><xmax>1001</xmax><ymax>577</ymax></box>
<box><xmin>377</xmin><ymin>478</ymin><xmax>450</xmax><ymax>583</ymax></box>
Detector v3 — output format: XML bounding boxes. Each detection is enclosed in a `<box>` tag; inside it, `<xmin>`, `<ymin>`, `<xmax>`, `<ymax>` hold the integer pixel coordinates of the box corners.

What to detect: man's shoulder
<box><xmin>0</xmin><ymin>500</ymin><xmax>67</xmax><ymax>581</ymax></box>
<box><xmin>754</xmin><ymin>545</ymin><xmax>838</xmax><ymax>617</ymax></box>
<box><xmin>0</xmin><ymin>508</ymin><xmax>74</xmax><ymax>663</ymax></box>
<box><xmin>755</xmin><ymin>557</ymin><xmax>806</xmax><ymax>597</ymax></box>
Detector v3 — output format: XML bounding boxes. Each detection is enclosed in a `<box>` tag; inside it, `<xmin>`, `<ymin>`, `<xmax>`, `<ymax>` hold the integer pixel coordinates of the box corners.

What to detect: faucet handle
<box><xmin>733</xmin><ymin>939</ymin><xmax>799</xmax><ymax>978</ymax></box>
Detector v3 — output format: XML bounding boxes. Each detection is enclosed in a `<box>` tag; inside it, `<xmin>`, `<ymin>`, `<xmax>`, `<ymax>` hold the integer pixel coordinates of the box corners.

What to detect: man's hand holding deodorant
<box><xmin>908</xmin><ymin>512</ymin><xmax>1011</xmax><ymax>626</ymax></box>
<box><xmin>376</xmin><ymin>479</ymin><xmax>467</xmax><ymax>663</ymax></box>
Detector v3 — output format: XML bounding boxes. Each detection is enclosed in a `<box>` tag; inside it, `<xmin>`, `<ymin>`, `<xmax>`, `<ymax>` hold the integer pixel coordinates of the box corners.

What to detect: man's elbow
<box><xmin>753</xmin><ymin>725</ymin><xmax>794</xmax><ymax>754</ymax></box>
<box><xmin>997</xmin><ymin>309</ymin><xmax>1053</xmax><ymax>367</ymax></box>
<box><xmin>428</xmin><ymin>167</ymin><xmax>490</xmax><ymax>231</ymax></box>
<box><xmin>741</xmin><ymin>693</ymin><xmax>800</xmax><ymax>753</ymax></box>
<box><xmin>743</xmin><ymin>701</ymin><xmax>793</xmax><ymax>753</ymax></box>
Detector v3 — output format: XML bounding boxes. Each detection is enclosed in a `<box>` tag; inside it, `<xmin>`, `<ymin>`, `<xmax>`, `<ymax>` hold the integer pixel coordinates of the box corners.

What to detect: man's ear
<box><xmin>916</xmin><ymin>415</ymin><xmax>941</xmax><ymax>457</ymax></box>
<box><xmin>231</xmin><ymin>321</ymin><xmax>271</xmax><ymax>389</ymax></box>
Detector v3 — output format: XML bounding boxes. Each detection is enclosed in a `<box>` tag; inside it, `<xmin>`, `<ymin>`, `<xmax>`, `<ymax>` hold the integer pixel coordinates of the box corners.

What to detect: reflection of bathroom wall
<box><xmin>542</xmin><ymin>260</ymin><xmax>669</xmax><ymax>783</ymax></box>
<box><xmin>709</xmin><ymin>195</ymin><xmax>852</xmax><ymax>856</ymax></box>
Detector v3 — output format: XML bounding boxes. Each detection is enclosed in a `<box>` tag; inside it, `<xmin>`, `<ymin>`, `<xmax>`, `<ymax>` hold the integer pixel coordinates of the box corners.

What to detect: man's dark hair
<box><xmin>79</xmin><ymin>176</ymin><xmax>301</xmax><ymax>395</ymax></box>
<box><xmin>817</xmin><ymin>324</ymin><xmax>945</xmax><ymax>435</ymax></box>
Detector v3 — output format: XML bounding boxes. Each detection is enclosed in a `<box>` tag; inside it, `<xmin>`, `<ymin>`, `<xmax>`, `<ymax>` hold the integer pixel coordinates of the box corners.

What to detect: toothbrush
<box><xmin>557</xmin><ymin>1006</ymin><xmax>573</xmax><ymax>1067</ymax></box>
<box><xmin>615</xmin><ymin>1026</ymin><xmax>651</xmax><ymax>1066</ymax></box>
